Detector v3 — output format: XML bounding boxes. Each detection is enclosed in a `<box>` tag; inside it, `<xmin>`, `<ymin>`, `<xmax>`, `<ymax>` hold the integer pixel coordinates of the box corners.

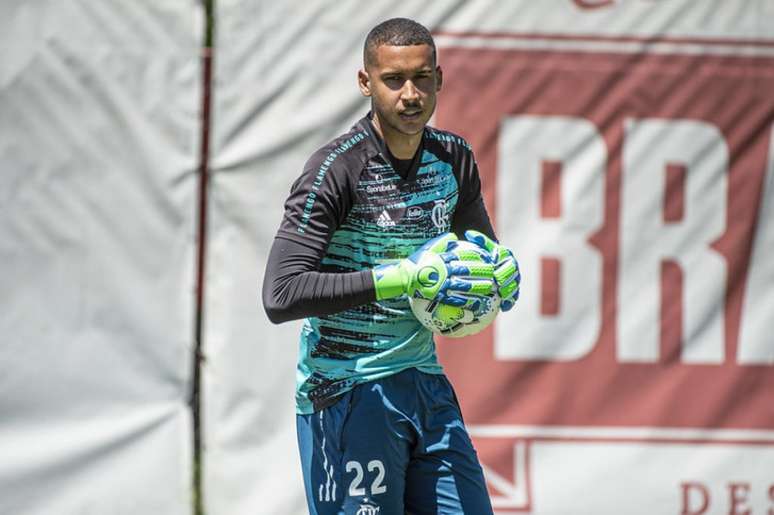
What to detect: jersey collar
<box><xmin>357</xmin><ymin>112</ymin><xmax>426</xmax><ymax>182</ymax></box>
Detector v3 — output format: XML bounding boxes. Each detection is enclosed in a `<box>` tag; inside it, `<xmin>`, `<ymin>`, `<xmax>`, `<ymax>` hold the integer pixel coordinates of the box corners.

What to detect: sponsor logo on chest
<box><xmin>376</xmin><ymin>210</ymin><xmax>396</xmax><ymax>228</ymax></box>
<box><xmin>366</xmin><ymin>183</ymin><xmax>397</xmax><ymax>194</ymax></box>
<box><xmin>406</xmin><ymin>206</ymin><xmax>424</xmax><ymax>220</ymax></box>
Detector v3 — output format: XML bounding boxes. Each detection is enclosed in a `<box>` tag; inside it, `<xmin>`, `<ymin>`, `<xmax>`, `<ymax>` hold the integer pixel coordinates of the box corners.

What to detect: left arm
<box><xmin>451</xmin><ymin>150</ymin><xmax>496</xmax><ymax>241</ymax></box>
<box><xmin>452</xmin><ymin>194</ymin><xmax>496</xmax><ymax>241</ymax></box>
<box><xmin>452</xmin><ymin>148</ymin><xmax>521</xmax><ymax>311</ymax></box>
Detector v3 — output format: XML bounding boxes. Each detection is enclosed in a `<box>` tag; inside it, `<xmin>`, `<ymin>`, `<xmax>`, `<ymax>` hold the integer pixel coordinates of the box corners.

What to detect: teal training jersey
<box><xmin>275</xmin><ymin>115</ymin><xmax>492</xmax><ymax>414</ymax></box>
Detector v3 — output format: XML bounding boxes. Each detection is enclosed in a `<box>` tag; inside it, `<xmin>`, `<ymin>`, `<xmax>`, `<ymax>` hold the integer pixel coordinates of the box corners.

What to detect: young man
<box><xmin>263</xmin><ymin>18</ymin><xmax>520</xmax><ymax>515</ymax></box>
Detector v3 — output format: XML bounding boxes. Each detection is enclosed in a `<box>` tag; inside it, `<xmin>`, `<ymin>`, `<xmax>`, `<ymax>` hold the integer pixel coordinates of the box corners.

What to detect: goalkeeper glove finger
<box><xmin>372</xmin><ymin>232</ymin><xmax>496</xmax><ymax>303</ymax></box>
<box><xmin>435</xmin><ymin>242</ymin><xmax>496</xmax><ymax>307</ymax></box>
<box><xmin>464</xmin><ymin>230</ymin><xmax>521</xmax><ymax>311</ymax></box>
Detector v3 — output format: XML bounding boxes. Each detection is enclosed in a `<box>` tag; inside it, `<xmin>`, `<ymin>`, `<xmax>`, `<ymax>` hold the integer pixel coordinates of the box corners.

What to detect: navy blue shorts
<box><xmin>296</xmin><ymin>368</ymin><xmax>493</xmax><ymax>514</ymax></box>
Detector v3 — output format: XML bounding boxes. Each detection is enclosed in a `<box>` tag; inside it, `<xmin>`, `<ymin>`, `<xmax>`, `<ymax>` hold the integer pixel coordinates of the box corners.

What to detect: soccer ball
<box><xmin>408</xmin><ymin>239</ymin><xmax>501</xmax><ymax>338</ymax></box>
<box><xmin>410</xmin><ymin>291</ymin><xmax>500</xmax><ymax>338</ymax></box>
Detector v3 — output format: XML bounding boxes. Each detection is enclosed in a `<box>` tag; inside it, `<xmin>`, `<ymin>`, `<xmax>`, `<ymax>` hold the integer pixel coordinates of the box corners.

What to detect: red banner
<box><xmin>436</xmin><ymin>32</ymin><xmax>774</xmax><ymax>513</ymax></box>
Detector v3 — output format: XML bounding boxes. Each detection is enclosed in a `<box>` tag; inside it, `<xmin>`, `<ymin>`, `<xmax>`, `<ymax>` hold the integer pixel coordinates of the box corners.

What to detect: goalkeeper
<box><xmin>262</xmin><ymin>18</ymin><xmax>519</xmax><ymax>515</ymax></box>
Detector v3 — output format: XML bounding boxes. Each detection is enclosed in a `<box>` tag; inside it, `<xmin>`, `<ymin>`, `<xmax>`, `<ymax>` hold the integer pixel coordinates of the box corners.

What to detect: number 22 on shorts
<box><xmin>345</xmin><ymin>460</ymin><xmax>387</xmax><ymax>496</ymax></box>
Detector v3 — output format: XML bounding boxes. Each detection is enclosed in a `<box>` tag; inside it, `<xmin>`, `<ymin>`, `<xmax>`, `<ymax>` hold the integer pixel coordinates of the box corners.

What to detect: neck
<box><xmin>371</xmin><ymin>113</ymin><xmax>422</xmax><ymax>159</ymax></box>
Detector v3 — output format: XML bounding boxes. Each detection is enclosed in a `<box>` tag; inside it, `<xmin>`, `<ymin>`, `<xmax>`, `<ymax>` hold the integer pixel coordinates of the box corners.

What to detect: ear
<box><xmin>435</xmin><ymin>65</ymin><xmax>443</xmax><ymax>92</ymax></box>
<box><xmin>357</xmin><ymin>69</ymin><xmax>372</xmax><ymax>97</ymax></box>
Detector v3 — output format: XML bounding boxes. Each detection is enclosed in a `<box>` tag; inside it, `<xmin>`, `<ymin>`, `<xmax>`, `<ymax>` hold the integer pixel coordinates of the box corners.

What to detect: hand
<box><xmin>464</xmin><ymin>230</ymin><xmax>521</xmax><ymax>311</ymax></box>
<box><xmin>372</xmin><ymin>233</ymin><xmax>495</xmax><ymax>308</ymax></box>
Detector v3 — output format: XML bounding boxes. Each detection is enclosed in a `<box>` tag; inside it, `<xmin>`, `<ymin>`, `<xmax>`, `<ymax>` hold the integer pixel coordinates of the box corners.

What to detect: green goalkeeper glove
<box><xmin>464</xmin><ymin>230</ymin><xmax>521</xmax><ymax>311</ymax></box>
<box><xmin>373</xmin><ymin>232</ymin><xmax>495</xmax><ymax>308</ymax></box>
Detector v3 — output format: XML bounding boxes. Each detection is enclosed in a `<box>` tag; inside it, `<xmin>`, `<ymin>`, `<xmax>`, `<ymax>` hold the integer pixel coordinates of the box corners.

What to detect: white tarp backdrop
<box><xmin>0</xmin><ymin>1</ymin><xmax>200</xmax><ymax>514</ymax></box>
<box><xmin>2</xmin><ymin>1</ymin><xmax>773</xmax><ymax>515</ymax></box>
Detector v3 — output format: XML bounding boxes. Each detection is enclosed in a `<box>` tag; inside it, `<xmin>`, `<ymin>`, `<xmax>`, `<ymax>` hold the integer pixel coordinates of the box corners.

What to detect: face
<box><xmin>358</xmin><ymin>43</ymin><xmax>443</xmax><ymax>139</ymax></box>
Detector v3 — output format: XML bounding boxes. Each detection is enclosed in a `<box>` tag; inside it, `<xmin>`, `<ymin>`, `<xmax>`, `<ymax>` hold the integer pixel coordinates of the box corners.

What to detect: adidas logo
<box><xmin>376</xmin><ymin>209</ymin><xmax>396</xmax><ymax>228</ymax></box>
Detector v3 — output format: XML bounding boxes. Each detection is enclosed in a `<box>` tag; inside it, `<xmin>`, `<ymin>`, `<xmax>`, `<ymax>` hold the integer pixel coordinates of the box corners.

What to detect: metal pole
<box><xmin>192</xmin><ymin>1</ymin><xmax>214</xmax><ymax>514</ymax></box>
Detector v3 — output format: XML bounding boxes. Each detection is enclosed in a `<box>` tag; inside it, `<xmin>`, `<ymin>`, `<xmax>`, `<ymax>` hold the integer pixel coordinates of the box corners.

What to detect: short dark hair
<box><xmin>363</xmin><ymin>18</ymin><xmax>436</xmax><ymax>68</ymax></box>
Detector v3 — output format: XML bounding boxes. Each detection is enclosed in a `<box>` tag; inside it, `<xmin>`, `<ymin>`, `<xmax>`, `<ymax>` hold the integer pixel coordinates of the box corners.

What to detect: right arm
<box><xmin>262</xmin><ymin>237</ymin><xmax>375</xmax><ymax>324</ymax></box>
<box><xmin>261</xmin><ymin>149</ymin><xmax>375</xmax><ymax>324</ymax></box>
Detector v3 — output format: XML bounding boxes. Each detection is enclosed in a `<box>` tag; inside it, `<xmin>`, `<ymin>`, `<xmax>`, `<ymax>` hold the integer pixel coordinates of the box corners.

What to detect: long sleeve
<box><xmin>262</xmin><ymin>131</ymin><xmax>380</xmax><ymax>324</ymax></box>
<box><xmin>451</xmin><ymin>151</ymin><xmax>497</xmax><ymax>241</ymax></box>
<box><xmin>262</xmin><ymin>236</ymin><xmax>375</xmax><ymax>324</ymax></box>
